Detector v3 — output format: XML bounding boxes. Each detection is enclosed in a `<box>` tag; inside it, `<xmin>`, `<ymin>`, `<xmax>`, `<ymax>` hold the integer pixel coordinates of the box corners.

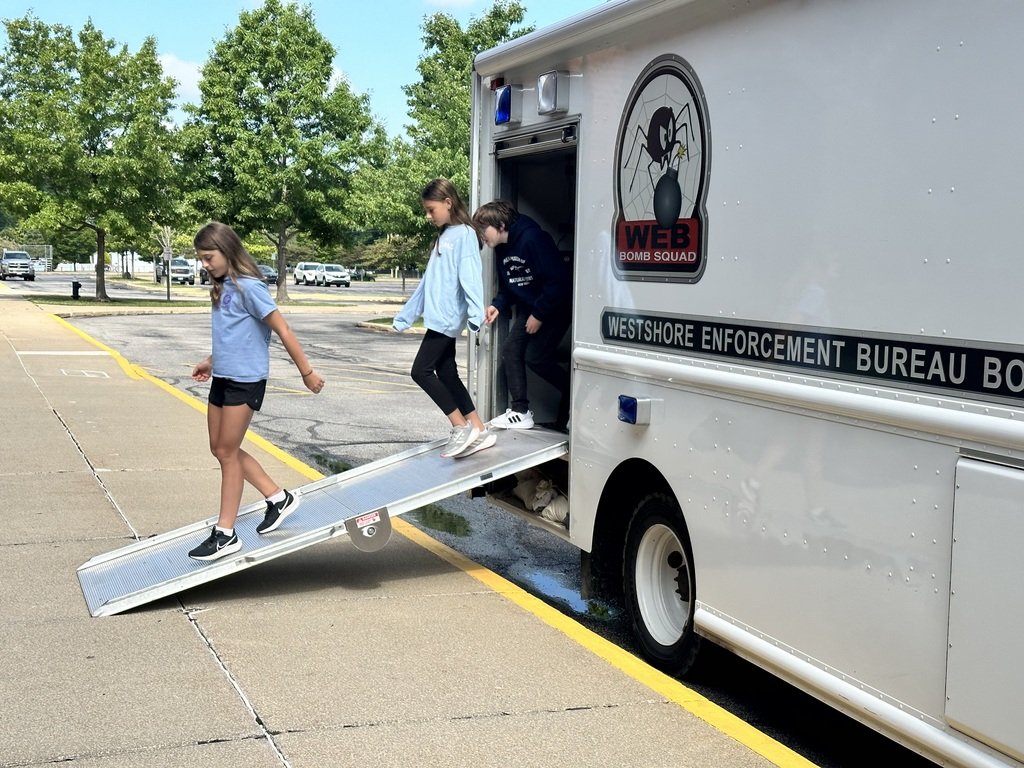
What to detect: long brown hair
<box><xmin>421</xmin><ymin>178</ymin><xmax>481</xmax><ymax>248</ymax></box>
<box><xmin>193</xmin><ymin>222</ymin><xmax>262</xmax><ymax>305</ymax></box>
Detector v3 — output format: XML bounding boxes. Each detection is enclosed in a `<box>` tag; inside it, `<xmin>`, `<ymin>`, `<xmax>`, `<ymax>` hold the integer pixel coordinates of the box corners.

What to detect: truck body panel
<box><xmin>470</xmin><ymin>1</ymin><xmax>1024</xmax><ymax>765</ymax></box>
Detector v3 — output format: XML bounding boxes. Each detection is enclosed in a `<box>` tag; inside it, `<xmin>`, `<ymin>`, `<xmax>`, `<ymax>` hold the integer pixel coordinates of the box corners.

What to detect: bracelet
<box><xmin>301</xmin><ymin>369</ymin><xmax>313</xmax><ymax>377</ymax></box>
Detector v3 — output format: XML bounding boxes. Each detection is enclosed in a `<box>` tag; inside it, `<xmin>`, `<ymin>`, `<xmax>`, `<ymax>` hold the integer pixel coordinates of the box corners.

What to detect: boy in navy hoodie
<box><xmin>473</xmin><ymin>201</ymin><xmax>572</xmax><ymax>431</ymax></box>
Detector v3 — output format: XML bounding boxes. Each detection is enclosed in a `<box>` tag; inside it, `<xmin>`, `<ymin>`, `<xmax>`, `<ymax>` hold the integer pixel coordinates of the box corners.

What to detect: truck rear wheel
<box><xmin>623</xmin><ymin>493</ymin><xmax>700</xmax><ymax>675</ymax></box>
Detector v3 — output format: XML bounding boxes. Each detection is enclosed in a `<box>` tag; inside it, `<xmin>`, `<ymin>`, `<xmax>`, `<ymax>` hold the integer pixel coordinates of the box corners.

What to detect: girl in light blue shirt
<box><xmin>187</xmin><ymin>222</ymin><xmax>325</xmax><ymax>562</ymax></box>
<box><xmin>393</xmin><ymin>179</ymin><xmax>495</xmax><ymax>460</ymax></box>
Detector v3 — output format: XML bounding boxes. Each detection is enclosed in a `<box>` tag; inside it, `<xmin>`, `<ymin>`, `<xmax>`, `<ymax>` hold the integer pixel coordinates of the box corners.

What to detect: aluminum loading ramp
<box><xmin>78</xmin><ymin>428</ymin><xmax>568</xmax><ymax>617</ymax></box>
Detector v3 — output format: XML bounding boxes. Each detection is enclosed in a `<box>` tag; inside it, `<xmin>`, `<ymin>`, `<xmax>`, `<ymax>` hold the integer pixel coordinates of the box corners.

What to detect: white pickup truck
<box><xmin>0</xmin><ymin>250</ymin><xmax>36</xmax><ymax>281</ymax></box>
<box><xmin>157</xmin><ymin>257</ymin><xmax>195</xmax><ymax>285</ymax></box>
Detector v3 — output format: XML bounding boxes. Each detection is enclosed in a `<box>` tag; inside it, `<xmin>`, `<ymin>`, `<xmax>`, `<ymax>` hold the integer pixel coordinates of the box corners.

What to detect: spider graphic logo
<box><xmin>613</xmin><ymin>55</ymin><xmax>710</xmax><ymax>283</ymax></box>
<box><xmin>624</xmin><ymin>104</ymin><xmax>694</xmax><ymax>227</ymax></box>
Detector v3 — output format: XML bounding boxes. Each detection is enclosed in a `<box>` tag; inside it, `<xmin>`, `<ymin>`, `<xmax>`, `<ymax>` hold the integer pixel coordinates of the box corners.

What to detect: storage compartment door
<box><xmin>947</xmin><ymin>458</ymin><xmax>1024</xmax><ymax>762</ymax></box>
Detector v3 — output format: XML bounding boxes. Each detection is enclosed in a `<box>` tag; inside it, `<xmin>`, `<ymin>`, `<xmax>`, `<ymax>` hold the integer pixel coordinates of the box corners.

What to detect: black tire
<box><xmin>623</xmin><ymin>492</ymin><xmax>700</xmax><ymax>674</ymax></box>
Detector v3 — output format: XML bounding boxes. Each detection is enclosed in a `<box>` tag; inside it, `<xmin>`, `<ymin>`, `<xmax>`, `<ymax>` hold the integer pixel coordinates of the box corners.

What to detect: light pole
<box><xmin>163</xmin><ymin>244</ymin><xmax>171</xmax><ymax>301</ymax></box>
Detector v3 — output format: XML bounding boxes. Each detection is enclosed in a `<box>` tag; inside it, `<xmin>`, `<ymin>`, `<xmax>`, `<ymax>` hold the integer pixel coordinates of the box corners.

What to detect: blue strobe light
<box><xmin>495</xmin><ymin>84</ymin><xmax>521</xmax><ymax>125</ymax></box>
<box><xmin>618</xmin><ymin>395</ymin><xmax>652</xmax><ymax>425</ymax></box>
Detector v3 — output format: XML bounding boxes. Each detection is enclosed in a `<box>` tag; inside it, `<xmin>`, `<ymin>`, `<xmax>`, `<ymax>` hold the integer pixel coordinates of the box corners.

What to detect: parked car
<box><xmin>293</xmin><ymin>261</ymin><xmax>320</xmax><ymax>285</ymax></box>
<box><xmin>314</xmin><ymin>263</ymin><xmax>350</xmax><ymax>287</ymax></box>
<box><xmin>0</xmin><ymin>250</ymin><xmax>35</xmax><ymax>281</ymax></box>
<box><xmin>199</xmin><ymin>266</ymin><xmax>210</xmax><ymax>284</ymax></box>
<box><xmin>161</xmin><ymin>258</ymin><xmax>195</xmax><ymax>285</ymax></box>
<box><xmin>352</xmin><ymin>267</ymin><xmax>376</xmax><ymax>281</ymax></box>
<box><xmin>258</xmin><ymin>264</ymin><xmax>279</xmax><ymax>285</ymax></box>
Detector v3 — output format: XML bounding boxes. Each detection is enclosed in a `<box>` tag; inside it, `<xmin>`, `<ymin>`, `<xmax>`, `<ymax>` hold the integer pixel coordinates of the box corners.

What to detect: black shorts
<box><xmin>209</xmin><ymin>377</ymin><xmax>267</xmax><ymax>411</ymax></box>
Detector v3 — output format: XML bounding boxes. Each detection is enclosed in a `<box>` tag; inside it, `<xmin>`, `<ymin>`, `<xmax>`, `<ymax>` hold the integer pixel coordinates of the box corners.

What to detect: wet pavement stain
<box><xmin>522</xmin><ymin>569</ymin><xmax>618</xmax><ymax>621</ymax></box>
<box><xmin>312</xmin><ymin>452</ymin><xmax>352</xmax><ymax>475</ymax></box>
<box><xmin>408</xmin><ymin>504</ymin><xmax>472</xmax><ymax>537</ymax></box>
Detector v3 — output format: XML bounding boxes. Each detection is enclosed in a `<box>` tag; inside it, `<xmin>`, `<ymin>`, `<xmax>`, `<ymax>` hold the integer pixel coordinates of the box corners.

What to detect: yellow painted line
<box><xmin>51</xmin><ymin>314</ymin><xmax>145</xmax><ymax>380</ymax></box>
<box><xmin>272</xmin><ymin>386</ymin><xmax>394</xmax><ymax>396</ymax></box>
<box><xmin>50</xmin><ymin>312</ymin><xmax>322</xmax><ymax>482</ymax></box>
<box><xmin>392</xmin><ymin>518</ymin><xmax>815</xmax><ymax>768</ymax></box>
<box><xmin>53</xmin><ymin>309</ymin><xmax>813</xmax><ymax>768</ymax></box>
<box><xmin>267</xmin><ymin>385</ymin><xmax>315</xmax><ymax>395</ymax></box>
<box><xmin>319</xmin><ymin>373</ymin><xmax>418</xmax><ymax>387</ymax></box>
<box><xmin>339</xmin><ymin>388</ymin><xmax>407</xmax><ymax>395</ymax></box>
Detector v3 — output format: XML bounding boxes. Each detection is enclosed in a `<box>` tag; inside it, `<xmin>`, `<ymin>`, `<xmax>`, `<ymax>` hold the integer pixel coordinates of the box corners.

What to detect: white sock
<box><xmin>267</xmin><ymin>490</ymin><xmax>286</xmax><ymax>504</ymax></box>
<box><xmin>215</xmin><ymin>526</ymin><xmax>233</xmax><ymax>536</ymax></box>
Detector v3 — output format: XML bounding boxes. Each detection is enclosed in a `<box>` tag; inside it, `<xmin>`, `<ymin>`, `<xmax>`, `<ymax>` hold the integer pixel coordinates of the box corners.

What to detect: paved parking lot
<box><xmin>0</xmin><ymin>285</ymin><xmax>793</xmax><ymax>767</ymax></box>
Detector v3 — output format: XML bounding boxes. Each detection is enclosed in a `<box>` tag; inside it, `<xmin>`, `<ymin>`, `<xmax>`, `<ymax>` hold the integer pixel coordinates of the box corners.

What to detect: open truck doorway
<box><xmin>481</xmin><ymin>122</ymin><xmax>578</xmax><ymax>428</ymax></box>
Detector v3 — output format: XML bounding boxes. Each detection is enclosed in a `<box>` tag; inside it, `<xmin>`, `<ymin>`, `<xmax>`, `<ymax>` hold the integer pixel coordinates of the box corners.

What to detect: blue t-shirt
<box><xmin>211</xmin><ymin>276</ymin><xmax>278</xmax><ymax>382</ymax></box>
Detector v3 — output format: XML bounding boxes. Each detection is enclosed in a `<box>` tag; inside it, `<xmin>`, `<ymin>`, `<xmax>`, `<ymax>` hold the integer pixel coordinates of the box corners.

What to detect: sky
<box><xmin>4</xmin><ymin>0</ymin><xmax>606</xmax><ymax>135</ymax></box>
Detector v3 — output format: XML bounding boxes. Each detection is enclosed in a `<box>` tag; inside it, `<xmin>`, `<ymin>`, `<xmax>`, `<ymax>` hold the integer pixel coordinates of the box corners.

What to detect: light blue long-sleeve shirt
<box><xmin>393</xmin><ymin>224</ymin><xmax>485</xmax><ymax>337</ymax></box>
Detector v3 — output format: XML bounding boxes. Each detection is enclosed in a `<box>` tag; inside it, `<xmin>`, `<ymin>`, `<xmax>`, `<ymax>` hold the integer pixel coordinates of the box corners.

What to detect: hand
<box><xmin>484</xmin><ymin>305</ymin><xmax>500</xmax><ymax>324</ymax></box>
<box><xmin>525</xmin><ymin>314</ymin><xmax>543</xmax><ymax>334</ymax></box>
<box><xmin>303</xmin><ymin>370</ymin><xmax>325</xmax><ymax>394</ymax></box>
<box><xmin>192</xmin><ymin>358</ymin><xmax>212</xmax><ymax>382</ymax></box>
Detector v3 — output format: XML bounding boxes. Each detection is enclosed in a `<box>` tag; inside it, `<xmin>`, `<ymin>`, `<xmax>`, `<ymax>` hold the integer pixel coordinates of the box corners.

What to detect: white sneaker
<box><xmin>490</xmin><ymin>409</ymin><xmax>534</xmax><ymax>430</ymax></box>
<box><xmin>454</xmin><ymin>429</ymin><xmax>496</xmax><ymax>458</ymax></box>
<box><xmin>440</xmin><ymin>424</ymin><xmax>479</xmax><ymax>458</ymax></box>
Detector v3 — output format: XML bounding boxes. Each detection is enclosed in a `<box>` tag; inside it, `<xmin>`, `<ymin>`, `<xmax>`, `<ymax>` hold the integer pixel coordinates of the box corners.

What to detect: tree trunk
<box><xmin>275</xmin><ymin>222</ymin><xmax>290</xmax><ymax>303</ymax></box>
<box><xmin>94</xmin><ymin>227</ymin><xmax>110</xmax><ymax>301</ymax></box>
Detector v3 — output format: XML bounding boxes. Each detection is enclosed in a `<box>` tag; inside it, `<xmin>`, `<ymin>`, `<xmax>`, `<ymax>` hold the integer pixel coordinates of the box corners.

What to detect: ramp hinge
<box><xmin>344</xmin><ymin>507</ymin><xmax>393</xmax><ymax>552</ymax></box>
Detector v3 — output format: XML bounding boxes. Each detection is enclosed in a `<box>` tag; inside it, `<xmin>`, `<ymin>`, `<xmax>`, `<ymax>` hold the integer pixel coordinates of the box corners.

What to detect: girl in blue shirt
<box><xmin>393</xmin><ymin>179</ymin><xmax>494</xmax><ymax>459</ymax></box>
<box><xmin>188</xmin><ymin>222</ymin><xmax>325</xmax><ymax>561</ymax></box>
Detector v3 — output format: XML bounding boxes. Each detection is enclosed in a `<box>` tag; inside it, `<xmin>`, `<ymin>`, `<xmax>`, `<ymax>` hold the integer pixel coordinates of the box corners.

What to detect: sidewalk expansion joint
<box><xmin>271</xmin><ymin>702</ymin><xmax>636</xmax><ymax>736</ymax></box>
<box><xmin>184</xmin><ymin>607</ymin><xmax>292</xmax><ymax>767</ymax></box>
<box><xmin>15</xmin><ymin>342</ymin><xmax>143</xmax><ymax>541</ymax></box>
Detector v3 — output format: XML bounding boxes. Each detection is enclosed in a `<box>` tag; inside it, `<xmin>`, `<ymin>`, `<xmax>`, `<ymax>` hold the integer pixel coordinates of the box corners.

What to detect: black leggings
<box><xmin>410</xmin><ymin>329</ymin><xmax>476</xmax><ymax>417</ymax></box>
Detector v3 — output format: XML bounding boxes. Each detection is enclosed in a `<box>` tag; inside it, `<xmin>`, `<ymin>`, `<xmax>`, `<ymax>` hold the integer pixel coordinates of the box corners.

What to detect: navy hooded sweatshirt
<box><xmin>490</xmin><ymin>214</ymin><xmax>571</xmax><ymax>323</ymax></box>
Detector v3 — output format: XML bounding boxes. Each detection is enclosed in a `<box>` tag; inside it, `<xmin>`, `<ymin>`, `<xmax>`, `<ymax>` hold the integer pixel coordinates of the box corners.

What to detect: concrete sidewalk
<box><xmin>0</xmin><ymin>291</ymin><xmax>799</xmax><ymax>767</ymax></box>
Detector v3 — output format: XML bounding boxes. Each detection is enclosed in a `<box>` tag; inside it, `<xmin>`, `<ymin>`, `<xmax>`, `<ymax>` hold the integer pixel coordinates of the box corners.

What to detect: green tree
<box><xmin>350</xmin><ymin>132</ymin><xmax>428</xmax><ymax>245</ymax></box>
<box><xmin>180</xmin><ymin>0</ymin><xmax>375</xmax><ymax>301</ymax></box>
<box><xmin>351</xmin><ymin>1</ymin><xmax>531</xmax><ymax>271</ymax></box>
<box><xmin>405</xmin><ymin>1</ymin><xmax>532</xmax><ymax>191</ymax></box>
<box><xmin>32</xmin><ymin>226</ymin><xmax>94</xmax><ymax>269</ymax></box>
<box><xmin>361</xmin><ymin>234</ymin><xmax>419</xmax><ymax>288</ymax></box>
<box><xmin>0</xmin><ymin>15</ymin><xmax>178</xmax><ymax>299</ymax></box>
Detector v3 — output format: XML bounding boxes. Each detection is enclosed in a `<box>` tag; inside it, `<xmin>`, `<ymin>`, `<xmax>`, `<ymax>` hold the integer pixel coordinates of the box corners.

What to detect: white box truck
<box><xmin>469</xmin><ymin>1</ymin><xmax>1024</xmax><ymax>766</ymax></box>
